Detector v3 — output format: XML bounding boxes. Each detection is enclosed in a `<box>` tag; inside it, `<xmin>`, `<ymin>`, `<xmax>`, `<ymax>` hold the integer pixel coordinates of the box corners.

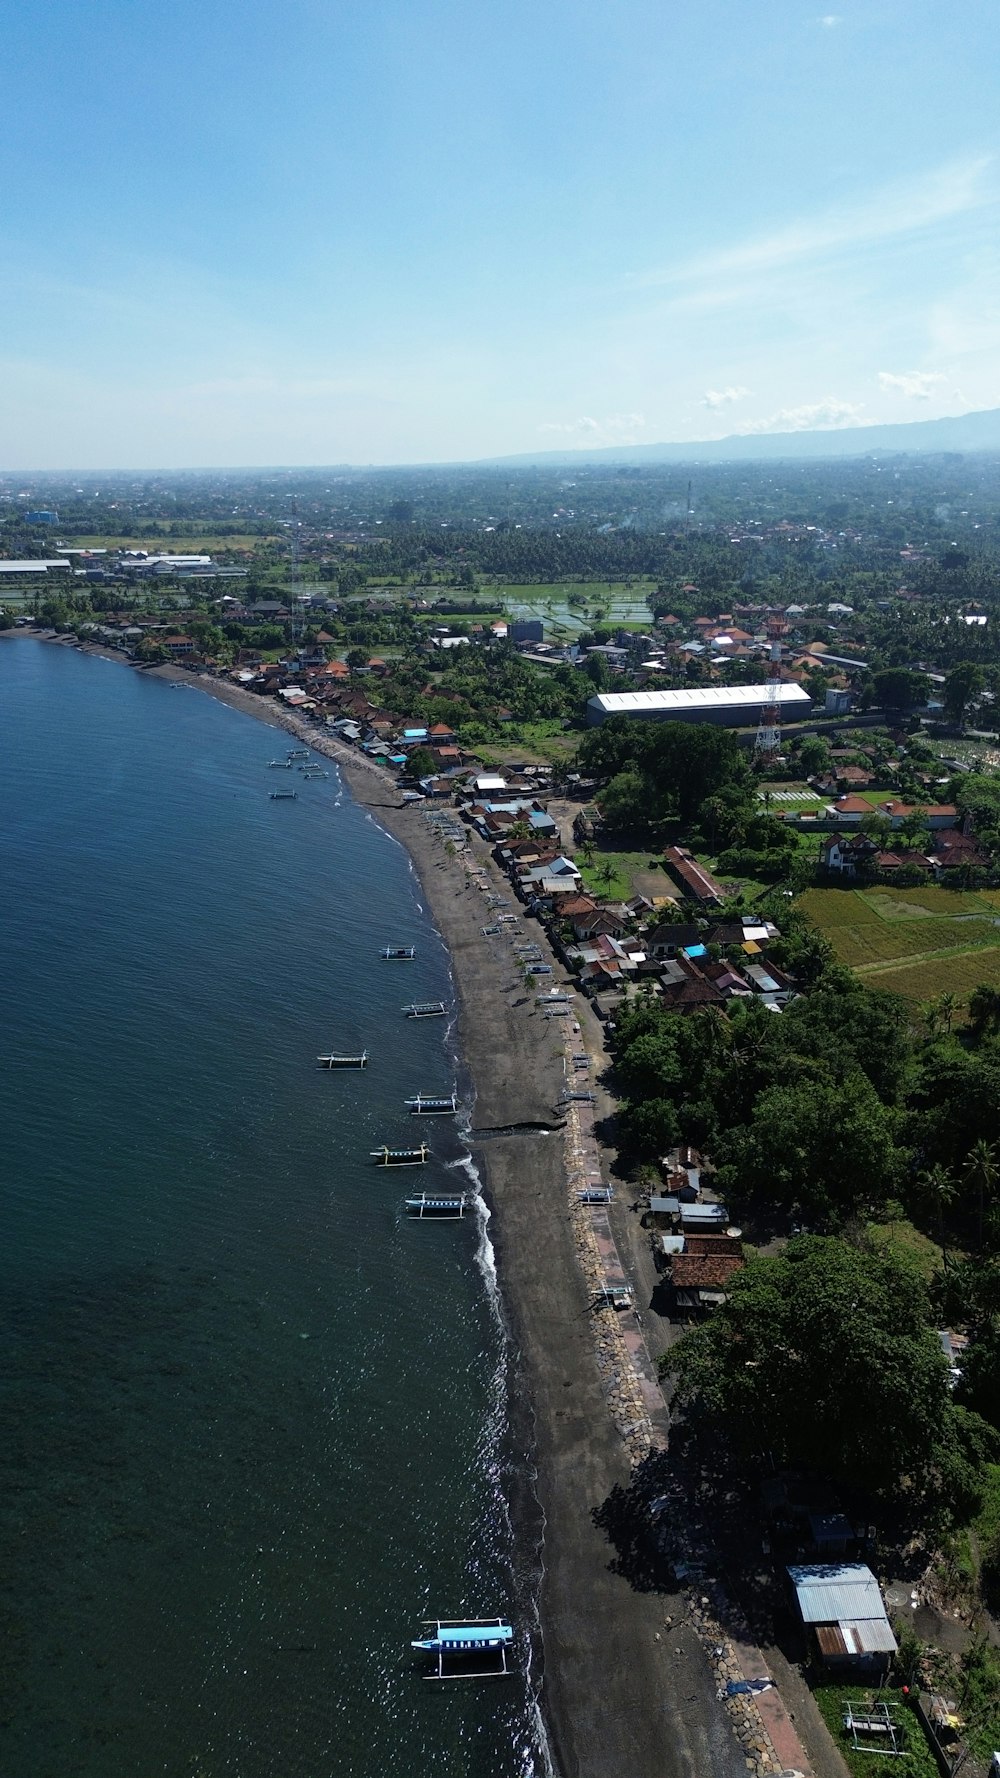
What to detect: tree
<box><xmin>898</xmin><ymin>809</ymin><xmax>930</xmax><ymax>852</ymax></box>
<box><xmin>714</xmin><ymin>1070</ymin><xmax>904</xmax><ymax>1224</ymax></box>
<box><xmin>944</xmin><ymin>661</ymin><xmax>986</xmax><ymax>729</ymax></box>
<box><xmin>963</xmin><ymin>1139</ymin><xmax>1000</xmax><ymax>1249</ymax></box>
<box><xmin>872</xmin><ymin>667</ymin><xmax>931</xmax><ymax>711</ymax></box>
<box><xmin>859</xmin><ymin>811</ymin><xmax>893</xmax><ymax>848</ymax></box>
<box><xmin>667</xmin><ymin>1235</ymin><xmax>993</xmax><ymax>1515</ymax></box>
<box><xmin>598</xmin><ymin>768</ymin><xmax>648</xmax><ymax>829</ymax></box>
<box><xmin>405</xmin><ymin>746</ymin><xmax>436</xmax><ymax>777</ymax></box>
<box><xmin>799</xmin><ymin>735</ymin><xmax>831</xmax><ymax>777</ymax></box>
<box><xmin>968</xmin><ymin>984</ymin><xmax>1000</xmax><ymax>1043</ymax></box>
<box><xmin>913</xmin><ymin>1163</ymin><xmax>956</xmax><ymax>1256</ymax></box>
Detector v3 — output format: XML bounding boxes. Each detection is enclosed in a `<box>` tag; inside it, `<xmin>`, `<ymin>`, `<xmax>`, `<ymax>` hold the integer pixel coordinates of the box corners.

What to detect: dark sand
<box><xmin>44</xmin><ymin>646</ymin><xmax>744</xmax><ymax>1778</ymax></box>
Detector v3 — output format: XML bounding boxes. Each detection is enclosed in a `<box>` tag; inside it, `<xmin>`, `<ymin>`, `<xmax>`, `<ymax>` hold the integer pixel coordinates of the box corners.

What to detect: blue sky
<box><xmin>3</xmin><ymin>0</ymin><xmax>999</xmax><ymax>466</ymax></box>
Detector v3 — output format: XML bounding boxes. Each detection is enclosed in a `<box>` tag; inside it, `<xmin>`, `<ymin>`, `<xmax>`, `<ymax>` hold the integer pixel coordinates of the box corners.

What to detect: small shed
<box><xmin>649</xmin><ymin>1195</ymin><xmax>680</xmax><ymax>1221</ymax></box>
<box><xmin>788</xmin><ymin>1563</ymin><xmax>897</xmax><ymax>1672</ymax></box>
<box><xmin>679</xmin><ymin>1202</ymin><xmax>728</xmax><ymax>1232</ymax></box>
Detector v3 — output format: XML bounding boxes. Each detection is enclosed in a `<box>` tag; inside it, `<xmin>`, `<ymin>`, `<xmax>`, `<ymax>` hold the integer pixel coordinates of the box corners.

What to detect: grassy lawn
<box><xmin>578</xmin><ymin>849</ymin><xmax>667</xmax><ymax>901</ymax></box>
<box><xmin>475</xmin><ymin>727</ymin><xmax>582</xmax><ymax>768</ymax></box>
<box><xmin>813</xmin><ymin>1686</ymin><xmax>938</xmax><ymax>1778</ymax></box>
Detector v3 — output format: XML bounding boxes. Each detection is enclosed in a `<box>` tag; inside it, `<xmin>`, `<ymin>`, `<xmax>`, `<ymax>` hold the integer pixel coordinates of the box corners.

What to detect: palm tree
<box><xmin>963</xmin><ymin>1139</ymin><xmax>1000</xmax><ymax>1250</ymax></box>
<box><xmin>915</xmin><ymin>1164</ymin><xmax>956</xmax><ymax>1263</ymax></box>
<box><xmin>937</xmin><ymin>991</ymin><xmax>957</xmax><ymax>1035</ymax></box>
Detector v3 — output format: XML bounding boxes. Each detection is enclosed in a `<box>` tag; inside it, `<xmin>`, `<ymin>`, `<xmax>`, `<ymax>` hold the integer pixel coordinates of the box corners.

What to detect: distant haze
<box><xmin>479</xmin><ymin>406</ymin><xmax>1000</xmax><ymax>468</ymax></box>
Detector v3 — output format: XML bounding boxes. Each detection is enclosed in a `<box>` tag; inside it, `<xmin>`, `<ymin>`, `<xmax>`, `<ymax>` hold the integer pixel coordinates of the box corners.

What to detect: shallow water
<box><xmin>0</xmin><ymin>641</ymin><xmax>544</xmax><ymax>1778</ymax></box>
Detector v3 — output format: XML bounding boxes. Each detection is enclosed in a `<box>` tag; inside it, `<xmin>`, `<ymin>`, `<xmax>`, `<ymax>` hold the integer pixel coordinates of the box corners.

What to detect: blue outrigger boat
<box><xmin>411</xmin><ymin>1617</ymin><xmax>514</xmax><ymax>1680</ymax></box>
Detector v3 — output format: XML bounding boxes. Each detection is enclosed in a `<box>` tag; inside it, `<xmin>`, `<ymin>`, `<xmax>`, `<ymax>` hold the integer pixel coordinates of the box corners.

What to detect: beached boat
<box><xmin>317</xmin><ymin>1051</ymin><xmax>368</xmax><ymax>1068</ymax></box>
<box><xmin>411</xmin><ymin>1618</ymin><xmax>514</xmax><ymax>1681</ymax></box>
<box><xmin>270</xmin><ymin>790</ymin><xmax>298</xmax><ymax>799</ymax></box>
<box><xmin>577</xmin><ymin>1187</ymin><xmax>614</xmax><ymax>1203</ymax></box>
<box><xmin>371</xmin><ymin>1144</ymin><xmax>429</xmax><ymax>1167</ymax></box>
<box><xmin>404</xmin><ymin>1093</ymin><xmax>458</xmax><ymax>1116</ymax></box>
<box><xmin>381</xmin><ymin>945</ymin><xmax>416</xmax><ymax>959</ymax></box>
<box><xmin>402</xmin><ymin>1002</ymin><xmax>446</xmax><ymax>1019</ymax></box>
<box><xmin>405</xmin><ymin>1192</ymin><xmax>468</xmax><ymax>1218</ymax></box>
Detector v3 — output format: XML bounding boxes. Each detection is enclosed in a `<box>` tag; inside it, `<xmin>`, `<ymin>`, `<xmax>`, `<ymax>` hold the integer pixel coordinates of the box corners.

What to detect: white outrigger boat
<box><xmin>317</xmin><ymin>1051</ymin><xmax>368</xmax><ymax>1068</ymax></box>
<box><xmin>381</xmin><ymin>945</ymin><xmax>416</xmax><ymax>959</ymax></box>
<box><xmin>404</xmin><ymin>1093</ymin><xmax>458</xmax><ymax>1117</ymax></box>
<box><xmin>411</xmin><ymin>1617</ymin><xmax>514</xmax><ymax>1680</ymax></box>
<box><xmin>402</xmin><ymin>1001</ymin><xmax>446</xmax><ymax>1019</ymax></box>
<box><xmin>405</xmin><ymin>1192</ymin><xmax>468</xmax><ymax>1219</ymax></box>
<box><xmin>370</xmin><ymin>1143</ymin><xmax>429</xmax><ymax>1167</ymax></box>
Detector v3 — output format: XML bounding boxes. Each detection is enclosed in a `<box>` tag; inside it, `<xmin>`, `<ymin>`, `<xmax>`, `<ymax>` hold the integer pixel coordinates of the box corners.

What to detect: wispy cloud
<box><xmin>877</xmin><ymin>369</ymin><xmax>945</xmax><ymax>399</ymax></box>
<box><xmin>703</xmin><ymin>385</ymin><xmax>750</xmax><ymax>409</ymax></box>
<box><xmin>632</xmin><ymin>155</ymin><xmax>995</xmax><ymax>291</ymax></box>
<box><xmin>538</xmin><ymin>413</ymin><xmax>646</xmax><ymax>445</ymax></box>
<box><xmin>738</xmin><ymin>397</ymin><xmax>866</xmax><ymax>435</ymax></box>
<box><xmin>818</xmin><ymin>14</ymin><xmax>842</xmax><ymax>27</ymax></box>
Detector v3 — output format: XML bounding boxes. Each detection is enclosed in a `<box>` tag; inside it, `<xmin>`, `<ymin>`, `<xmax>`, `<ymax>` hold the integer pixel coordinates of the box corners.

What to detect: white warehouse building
<box><xmin>586</xmin><ymin>684</ymin><xmax>812</xmax><ymax>728</ymax></box>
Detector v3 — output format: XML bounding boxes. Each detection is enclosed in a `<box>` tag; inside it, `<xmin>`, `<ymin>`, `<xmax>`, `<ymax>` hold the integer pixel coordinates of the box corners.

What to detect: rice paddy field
<box><xmin>798</xmin><ymin>885</ymin><xmax>1000</xmax><ymax>1007</ymax></box>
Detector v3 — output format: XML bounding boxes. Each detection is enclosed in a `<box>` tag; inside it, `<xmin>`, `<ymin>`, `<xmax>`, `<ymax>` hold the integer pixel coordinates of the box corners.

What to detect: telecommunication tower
<box><xmin>753</xmin><ymin>615</ymin><xmax>788</xmax><ymax>763</ymax></box>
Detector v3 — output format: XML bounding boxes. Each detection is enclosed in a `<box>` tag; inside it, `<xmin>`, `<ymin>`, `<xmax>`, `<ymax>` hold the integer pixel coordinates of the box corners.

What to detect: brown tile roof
<box><xmin>672</xmin><ymin>1252</ymin><xmax>745</xmax><ymax>1289</ymax></box>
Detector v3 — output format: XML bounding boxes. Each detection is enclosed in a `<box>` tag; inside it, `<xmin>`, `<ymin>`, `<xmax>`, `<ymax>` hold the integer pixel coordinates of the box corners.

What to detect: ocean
<box><xmin>0</xmin><ymin>640</ymin><xmax>546</xmax><ymax>1778</ymax></box>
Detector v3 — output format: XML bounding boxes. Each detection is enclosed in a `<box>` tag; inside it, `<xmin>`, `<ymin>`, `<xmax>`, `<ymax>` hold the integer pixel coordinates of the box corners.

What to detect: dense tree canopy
<box><xmin>669</xmin><ymin>1236</ymin><xmax>995</xmax><ymax>1518</ymax></box>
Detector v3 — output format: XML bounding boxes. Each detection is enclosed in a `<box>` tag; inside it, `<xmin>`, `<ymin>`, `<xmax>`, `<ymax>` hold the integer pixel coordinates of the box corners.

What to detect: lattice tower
<box><xmin>754</xmin><ymin>615</ymin><xmax>788</xmax><ymax>763</ymax></box>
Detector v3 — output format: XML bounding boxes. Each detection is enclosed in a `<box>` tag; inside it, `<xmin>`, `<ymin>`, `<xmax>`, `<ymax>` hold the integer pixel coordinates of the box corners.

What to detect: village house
<box><xmin>787</xmin><ymin>1564</ymin><xmax>896</xmax><ymax>1673</ymax></box>
<box><xmin>663</xmin><ymin>847</ymin><xmax>725</xmax><ymax>905</ymax></box>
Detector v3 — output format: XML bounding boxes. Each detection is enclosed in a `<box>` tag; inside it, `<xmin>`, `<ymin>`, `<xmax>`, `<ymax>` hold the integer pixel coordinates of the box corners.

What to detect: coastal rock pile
<box><xmin>560</xmin><ymin>1051</ymin><xmax>655</xmax><ymax>1465</ymax></box>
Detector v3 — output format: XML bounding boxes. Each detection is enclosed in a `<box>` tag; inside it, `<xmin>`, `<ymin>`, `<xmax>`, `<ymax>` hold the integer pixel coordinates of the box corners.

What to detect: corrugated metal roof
<box><xmin>589</xmin><ymin>684</ymin><xmax>811</xmax><ymax>716</ymax></box>
<box><xmin>788</xmin><ymin>1564</ymin><xmax>890</xmax><ymax>1626</ymax></box>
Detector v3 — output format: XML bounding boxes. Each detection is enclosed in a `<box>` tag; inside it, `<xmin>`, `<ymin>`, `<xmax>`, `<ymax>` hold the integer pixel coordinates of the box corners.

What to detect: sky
<box><xmin>3</xmin><ymin>0</ymin><xmax>1000</xmax><ymax>467</ymax></box>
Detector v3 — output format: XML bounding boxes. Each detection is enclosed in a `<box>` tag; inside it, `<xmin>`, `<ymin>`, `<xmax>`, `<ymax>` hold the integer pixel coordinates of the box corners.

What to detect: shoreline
<box><xmin>21</xmin><ymin>639</ymin><xmax>744</xmax><ymax>1778</ymax></box>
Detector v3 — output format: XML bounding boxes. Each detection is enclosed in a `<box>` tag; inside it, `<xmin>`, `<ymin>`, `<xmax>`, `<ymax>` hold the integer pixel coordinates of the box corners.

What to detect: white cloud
<box><xmin>738</xmin><ymin>397</ymin><xmax>866</xmax><ymax>434</ymax></box>
<box><xmin>877</xmin><ymin>369</ymin><xmax>946</xmax><ymax>399</ymax></box>
<box><xmin>538</xmin><ymin>413</ymin><xmax>646</xmax><ymax>445</ymax></box>
<box><xmin>818</xmin><ymin>14</ymin><xmax>842</xmax><ymax>27</ymax></box>
<box><xmin>632</xmin><ymin>154</ymin><xmax>995</xmax><ymax>291</ymax></box>
<box><xmin>703</xmin><ymin>385</ymin><xmax>750</xmax><ymax>409</ymax></box>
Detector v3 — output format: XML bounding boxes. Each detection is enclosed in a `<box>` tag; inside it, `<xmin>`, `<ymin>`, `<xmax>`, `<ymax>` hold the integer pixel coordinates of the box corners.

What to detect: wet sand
<box><xmin>39</xmin><ymin>645</ymin><xmax>744</xmax><ymax>1778</ymax></box>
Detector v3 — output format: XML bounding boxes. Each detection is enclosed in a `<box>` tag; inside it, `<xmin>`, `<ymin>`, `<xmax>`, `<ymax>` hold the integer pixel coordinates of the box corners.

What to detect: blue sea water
<box><xmin>0</xmin><ymin>640</ymin><xmax>545</xmax><ymax>1778</ymax></box>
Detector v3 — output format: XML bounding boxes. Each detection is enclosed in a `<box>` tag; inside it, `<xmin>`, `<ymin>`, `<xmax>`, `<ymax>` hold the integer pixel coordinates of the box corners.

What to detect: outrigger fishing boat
<box><xmin>411</xmin><ymin>1618</ymin><xmax>514</xmax><ymax>1681</ymax></box>
<box><xmin>404</xmin><ymin>1093</ymin><xmax>458</xmax><ymax>1116</ymax></box>
<box><xmin>287</xmin><ymin>748</ymin><xmax>310</xmax><ymax>760</ymax></box>
<box><xmin>270</xmin><ymin>790</ymin><xmax>298</xmax><ymax>799</ymax></box>
<box><xmin>267</xmin><ymin>759</ymin><xmax>293</xmax><ymax>768</ymax></box>
<box><xmin>317</xmin><ymin>1051</ymin><xmax>367</xmax><ymax>1068</ymax></box>
<box><xmin>402</xmin><ymin>1001</ymin><xmax>446</xmax><ymax>1019</ymax></box>
<box><xmin>370</xmin><ymin>1143</ymin><xmax>429</xmax><ymax>1167</ymax></box>
<box><xmin>405</xmin><ymin>1192</ymin><xmax>468</xmax><ymax>1218</ymax></box>
<box><xmin>381</xmin><ymin>945</ymin><xmax>416</xmax><ymax>960</ymax></box>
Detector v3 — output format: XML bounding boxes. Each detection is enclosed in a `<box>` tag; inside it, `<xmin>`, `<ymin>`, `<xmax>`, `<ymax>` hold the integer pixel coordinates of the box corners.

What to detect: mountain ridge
<box><xmin>478</xmin><ymin>406</ymin><xmax>1000</xmax><ymax>467</ymax></box>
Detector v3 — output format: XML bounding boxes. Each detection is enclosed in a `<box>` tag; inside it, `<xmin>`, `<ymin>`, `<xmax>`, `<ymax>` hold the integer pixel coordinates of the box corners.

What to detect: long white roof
<box><xmin>589</xmin><ymin>684</ymin><xmax>811</xmax><ymax>716</ymax></box>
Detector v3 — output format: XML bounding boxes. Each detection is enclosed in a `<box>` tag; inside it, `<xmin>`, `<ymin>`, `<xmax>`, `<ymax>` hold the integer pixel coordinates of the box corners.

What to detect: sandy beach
<box><xmin>40</xmin><ymin>643</ymin><xmax>745</xmax><ymax>1778</ymax></box>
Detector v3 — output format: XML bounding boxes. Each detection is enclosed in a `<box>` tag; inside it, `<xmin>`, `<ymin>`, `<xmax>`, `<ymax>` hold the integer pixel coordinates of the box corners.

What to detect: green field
<box><xmin>65</xmin><ymin>533</ymin><xmax>272</xmax><ymax>554</ymax></box>
<box><xmin>799</xmin><ymin>885</ymin><xmax>1000</xmax><ymax>1006</ymax></box>
<box><xmin>491</xmin><ymin>580</ymin><xmax>657</xmax><ymax>635</ymax></box>
<box><xmin>863</xmin><ymin>947</ymin><xmax>1000</xmax><ymax>1006</ymax></box>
